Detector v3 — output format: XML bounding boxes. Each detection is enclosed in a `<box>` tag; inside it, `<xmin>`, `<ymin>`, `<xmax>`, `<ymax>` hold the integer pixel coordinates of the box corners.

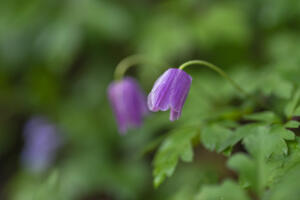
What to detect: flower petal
<box><xmin>148</xmin><ymin>68</ymin><xmax>178</xmax><ymax>111</ymax></box>
<box><xmin>170</xmin><ymin>109</ymin><xmax>181</xmax><ymax>121</ymax></box>
<box><xmin>170</xmin><ymin>69</ymin><xmax>192</xmax><ymax>118</ymax></box>
<box><xmin>147</xmin><ymin>68</ymin><xmax>192</xmax><ymax>121</ymax></box>
<box><xmin>108</xmin><ymin>81</ymin><xmax>128</xmax><ymax>133</ymax></box>
<box><xmin>123</xmin><ymin>78</ymin><xmax>145</xmax><ymax>128</ymax></box>
<box><xmin>108</xmin><ymin>77</ymin><xmax>147</xmax><ymax>134</ymax></box>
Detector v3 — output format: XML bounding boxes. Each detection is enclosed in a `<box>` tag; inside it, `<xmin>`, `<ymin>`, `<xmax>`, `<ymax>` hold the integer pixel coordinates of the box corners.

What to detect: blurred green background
<box><xmin>1</xmin><ymin>0</ymin><xmax>300</xmax><ymax>199</ymax></box>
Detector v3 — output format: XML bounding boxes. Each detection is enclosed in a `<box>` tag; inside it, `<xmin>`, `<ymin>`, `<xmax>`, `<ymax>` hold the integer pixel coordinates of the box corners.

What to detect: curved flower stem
<box><xmin>179</xmin><ymin>60</ymin><xmax>248</xmax><ymax>97</ymax></box>
<box><xmin>114</xmin><ymin>55</ymin><xmax>146</xmax><ymax>80</ymax></box>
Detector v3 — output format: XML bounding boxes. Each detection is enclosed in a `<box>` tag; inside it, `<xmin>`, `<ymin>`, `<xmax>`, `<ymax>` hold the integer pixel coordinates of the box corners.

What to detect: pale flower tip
<box><xmin>119</xmin><ymin>129</ymin><xmax>127</xmax><ymax>135</ymax></box>
<box><xmin>170</xmin><ymin>110</ymin><xmax>181</xmax><ymax>121</ymax></box>
<box><xmin>147</xmin><ymin>94</ymin><xmax>154</xmax><ymax>111</ymax></box>
<box><xmin>147</xmin><ymin>93</ymin><xmax>159</xmax><ymax>112</ymax></box>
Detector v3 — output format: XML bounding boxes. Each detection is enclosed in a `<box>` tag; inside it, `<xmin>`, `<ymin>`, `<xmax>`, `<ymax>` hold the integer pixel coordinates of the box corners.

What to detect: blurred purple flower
<box><xmin>148</xmin><ymin>68</ymin><xmax>192</xmax><ymax>121</ymax></box>
<box><xmin>21</xmin><ymin>116</ymin><xmax>62</xmax><ymax>173</ymax></box>
<box><xmin>108</xmin><ymin>77</ymin><xmax>148</xmax><ymax>134</ymax></box>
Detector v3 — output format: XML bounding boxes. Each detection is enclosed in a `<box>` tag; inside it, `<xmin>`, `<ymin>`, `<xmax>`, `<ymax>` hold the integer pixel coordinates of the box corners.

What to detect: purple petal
<box><xmin>108</xmin><ymin>77</ymin><xmax>148</xmax><ymax>134</ymax></box>
<box><xmin>22</xmin><ymin>116</ymin><xmax>62</xmax><ymax>172</ymax></box>
<box><xmin>170</xmin><ymin>69</ymin><xmax>192</xmax><ymax>117</ymax></box>
<box><xmin>147</xmin><ymin>68</ymin><xmax>192</xmax><ymax>121</ymax></box>
<box><xmin>123</xmin><ymin>78</ymin><xmax>144</xmax><ymax>127</ymax></box>
<box><xmin>108</xmin><ymin>82</ymin><xmax>128</xmax><ymax>133</ymax></box>
<box><xmin>148</xmin><ymin>68</ymin><xmax>178</xmax><ymax>111</ymax></box>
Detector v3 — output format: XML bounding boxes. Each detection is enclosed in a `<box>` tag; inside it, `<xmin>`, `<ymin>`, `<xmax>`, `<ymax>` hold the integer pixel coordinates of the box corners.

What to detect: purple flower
<box><xmin>21</xmin><ymin>116</ymin><xmax>62</xmax><ymax>173</ymax></box>
<box><xmin>108</xmin><ymin>77</ymin><xmax>148</xmax><ymax>134</ymax></box>
<box><xmin>148</xmin><ymin>68</ymin><xmax>192</xmax><ymax>121</ymax></box>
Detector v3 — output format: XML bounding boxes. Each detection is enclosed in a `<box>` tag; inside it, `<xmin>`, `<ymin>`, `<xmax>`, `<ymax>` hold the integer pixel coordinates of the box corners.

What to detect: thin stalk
<box><xmin>114</xmin><ymin>55</ymin><xmax>145</xmax><ymax>80</ymax></box>
<box><xmin>179</xmin><ymin>60</ymin><xmax>248</xmax><ymax>97</ymax></box>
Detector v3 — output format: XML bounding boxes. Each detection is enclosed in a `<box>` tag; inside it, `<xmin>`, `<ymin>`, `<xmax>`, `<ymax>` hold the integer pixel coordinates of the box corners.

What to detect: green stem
<box><xmin>114</xmin><ymin>55</ymin><xmax>145</xmax><ymax>80</ymax></box>
<box><xmin>179</xmin><ymin>60</ymin><xmax>248</xmax><ymax>96</ymax></box>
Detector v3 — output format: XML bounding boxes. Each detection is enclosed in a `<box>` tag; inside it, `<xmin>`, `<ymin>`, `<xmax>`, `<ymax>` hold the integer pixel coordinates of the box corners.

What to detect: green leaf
<box><xmin>259</xmin><ymin>74</ymin><xmax>293</xmax><ymax>99</ymax></box>
<box><xmin>244</xmin><ymin>111</ymin><xmax>280</xmax><ymax>124</ymax></box>
<box><xmin>153</xmin><ymin>127</ymin><xmax>199</xmax><ymax>188</ymax></box>
<box><xmin>243</xmin><ymin>125</ymin><xmax>289</xmax><ymax>158</ymax></box>
<box><xmin>201</xmin><ymin>124</ymin><xmax>235</xmax><ymax>153</ymax></box>
<box><xmin>268</xmin><ymin>137</ymin><xmax>300</xmax><ymax>186</ymax></box>
<box><xmin>228</xmin><ymin>152</ymin><xmax>269</xmax><ymax>195</ymax></box>
<box><xmin>35</xmin><ymin>170</ymin><xmax>61</xmax><ymax>200</ymax></box>
<box><xmin>201</xmin><ymin>124</ymin><xmax>263</xmax><ymax>156</ymax></box>
<box><xmin>294</xmin><ymin>106</ymin><xmax>300</xmax><ymax>116</ymax></box>
<box><xmin>271</xmin><ymin>125</ymin><xmax>295</xmax><ymax>141</ymax></box>
<box><xmin>285</xmin><ymin>89</ymin><xmax>300</xmax><ymax>118</ymax></box>
<box><xmin>218</xmin><ymin>124</ymin><xmax>260</xmax><ymax>153</ymax></box>
<box><xmin>284</xmin><ymin>120</ymin><xmax>300</xmax><ymax>128</ymax></box>
<box><xmin>139</xmin><ymin>134</ymin><xmax>167</xmax><ymax>157</ymax></box>
<box><xmin>228</xmin><ymin>124</ymin><xmax>294</xmax><ymax>195</ymax></box>
<box><xmin>264</xmin><ymin>164</ymin><xmax>300</xmax><ymax>200</ymax></box>
<box><xmin>227</xmin><ymin>153</ymin><xmax>256</xmax><ymax>188</ymax></box>
<box><xmin>195</xmin><ymin>180</ymin><xmax>250</xmax><ymax>200</ymax></box>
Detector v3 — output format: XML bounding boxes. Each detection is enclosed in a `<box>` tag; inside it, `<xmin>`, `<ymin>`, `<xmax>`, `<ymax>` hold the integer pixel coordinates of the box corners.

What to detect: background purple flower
<box><xmin>21</xmin><ymin>116</ymin><xmax>62</xmax><ymax>173</ymax></box>
<box><xmin>108</xmin><ymin>77</ymin><xmax>148</xmax><ymax>134</ymax></box>
<box><xmin>148</xmin><ymin>68</ymin><xmax>192</xmax><ymax>121</ymax></box>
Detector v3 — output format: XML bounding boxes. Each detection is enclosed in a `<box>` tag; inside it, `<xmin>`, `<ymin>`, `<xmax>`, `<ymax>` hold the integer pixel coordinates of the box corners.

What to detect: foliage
<box><xmin>153</xmin><ymin>127</ymin><xmax>199</xmax><ymax>187</ymax></box>
<box><xmin>195</xmin><ymin>180</ymin><xmax>250</xmax><ymax>200</ymax></box>
<box><xmin>1</xmin><ymin>0</ymin><xmax>300</xmax><ymax>200</ymax></box>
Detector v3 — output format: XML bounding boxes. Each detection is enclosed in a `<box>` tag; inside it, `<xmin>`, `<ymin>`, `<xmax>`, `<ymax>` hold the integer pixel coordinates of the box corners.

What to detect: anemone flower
<box><xmin>108</xmin><ymin>77</ymin><xmax>148</xmax><ymax>134</ymax></box>
<box><xmin>148</xmin><ymin>68</ymin><xmax>192</xmax><ymax>121</ymax></box>
<box><xmin>22</xmin><ymin>116</ymin><xmax>62</xmax><ymax>172</ymax></box>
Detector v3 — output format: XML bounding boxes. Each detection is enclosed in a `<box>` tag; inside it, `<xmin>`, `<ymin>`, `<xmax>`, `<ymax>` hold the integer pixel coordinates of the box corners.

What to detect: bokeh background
<box><xmin>1</xmin><ymin>0</ymin><xmax>300</xmax><ymax>199</ymax></box>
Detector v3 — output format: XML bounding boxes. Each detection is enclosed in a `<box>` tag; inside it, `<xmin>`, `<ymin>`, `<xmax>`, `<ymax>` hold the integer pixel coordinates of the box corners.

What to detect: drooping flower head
<box><xmin>108</xmin><ymin>77</ymin><xmax>148</xmax><ymax>134</ymax></box>
<box><xmin>21</xmin><ymin>116</ymin><xmax>62</xmax><ymax>173</ymax></box>
<box><xmin>148</xmin><ymin>68</ymin><xmax>192</xmax><ymax>121</ymax></box>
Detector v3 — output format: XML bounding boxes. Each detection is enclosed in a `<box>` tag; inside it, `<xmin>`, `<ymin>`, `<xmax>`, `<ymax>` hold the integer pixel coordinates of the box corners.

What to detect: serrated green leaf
<box><xmin>228</xmin><ymin>124</ymin><xmax>295</xmax><ymax>195</ymax></box>
<box><xmin>201</xmin><ymin>124</ymin><xmax>234</xmax><ymax>153</ymax></box>
<box><xmin>218</xmin><ymin>124</ymin><xmax>259</xmax><ymax>153</ymax></box>
<box><xmin>153</xmin><ymin>127</ymin><xmax>199</xmax><ymax>188</ymax></box>
<box><xmin>228</xmin><ymin>151</ymin><xmax>269</xmax><ymax>195</ymax></box>
<box><xmin>268</xmin><ymin>137</ymin><xmax>300</xmax><ymax>186</ymax></box>
<box><xmin>271</xmin><ymin>125</ymin><xmax>295</xmax><ymax>141</ymax></box>
<box><xmin>285</xmin><ymin>89</ymin><xmax>300</xmax><ymax>118</ymax></box>
<box><xmin>284</xmin><ymin>120</ymin><xmax>300</xmax><ymax>128</ymax></box>
<box><xmin>259</xmin><ymin>74</ymin><xmax>293</xmax><ymax>99</ymax></box>
<box><xmin>264</xmin><ymin>164</ymin><xmax>300</xmax><ymax>200</ymax></box>
<box><xmin>244</xmin><ymin>111</ymin><xmax>280</xmax><ymax>124</ymax></box>
<box><xmin>195</xmin><ymin>180</ymin><xmax>250</xmax><ymax>200</ymax></box>
<box><xmin>243</xmin><ymin>125</ymin><xmax>289</xmax><ymax>158</ymax></box>
<box><xmin>201</xmin><ymin>123</ymin><xmax>263</xmax><ymax>155</ymax></box>
<box><xmin>227</xmin><ymin>153</ymin><xmax>255</xmax><ymax>188</ymax></box>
